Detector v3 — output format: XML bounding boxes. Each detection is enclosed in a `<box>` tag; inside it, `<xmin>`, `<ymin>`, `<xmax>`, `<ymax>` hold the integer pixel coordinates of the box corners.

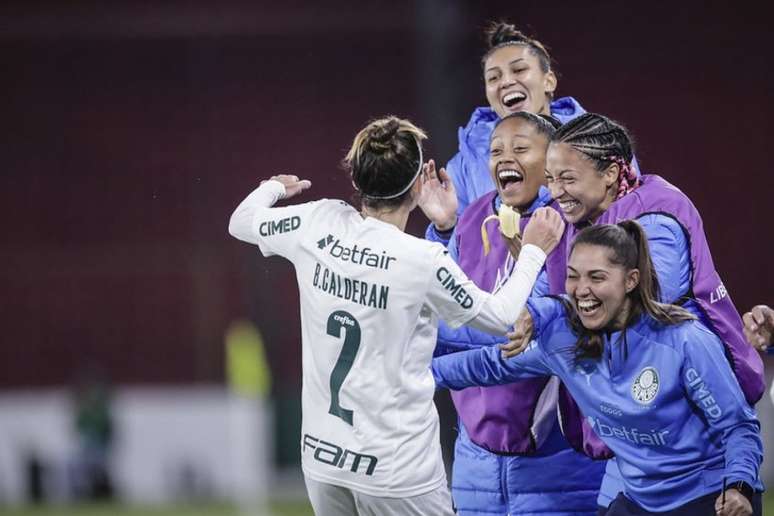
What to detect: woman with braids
<box><xmin>500</xmin><ymin>112</ymin><xmax>765</xmax><ymax>511</ymax></box>
<box><xmin>433</xmin><ymin>222</ymin><xmax>763</xmax><ymax>515</ymax></box>
<box><xmin>228</xmin><ymin>115</ymin><xmax>565</xmax><ymax>516</ymax></box>
<box><xmin>420</xmin><ymin>111</ymin><xmax>604</xmax><ymax>515</ymax></box>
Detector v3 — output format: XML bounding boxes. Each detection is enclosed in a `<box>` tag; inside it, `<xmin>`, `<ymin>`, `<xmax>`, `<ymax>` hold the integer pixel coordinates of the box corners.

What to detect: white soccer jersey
<box><xmin>229</xmin><ymin>181</ymin><xmax>546</xmax><ymax>498</ymax></box>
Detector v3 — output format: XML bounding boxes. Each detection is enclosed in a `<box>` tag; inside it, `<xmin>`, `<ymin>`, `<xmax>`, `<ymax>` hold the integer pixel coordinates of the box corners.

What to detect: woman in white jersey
<box><xmin>228</xmin><ymin>116</ymin><xmax>564</xmax><ymax>516</ymax></box>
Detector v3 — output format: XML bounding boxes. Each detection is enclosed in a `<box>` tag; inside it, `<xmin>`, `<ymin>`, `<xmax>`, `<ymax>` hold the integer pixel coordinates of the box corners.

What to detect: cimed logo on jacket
<box><xmin>631</xmin><ymin>367</ymin><xmax>660</xmax><ymax>405</ymax></box>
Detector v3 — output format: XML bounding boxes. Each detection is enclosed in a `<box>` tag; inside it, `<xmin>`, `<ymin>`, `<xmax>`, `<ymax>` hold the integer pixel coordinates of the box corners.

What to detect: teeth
<box><xmin>578</xmin><ymin>300</ymin><xmax>600</xmax><ymax>309</ymax></box>
<box><xmin>503</xmin><ymin>92</ymin><xmax>527</xmax><ymax>106</ymax></box>
<box><xmin>498</xmin><ymin>169</ymin><xmax>523</xmax><ymax>181</ymax></box>
<box><xmin>559</xmin><ymin>200</ymin><xmax>579</xmax><ymax>211</ymax></box>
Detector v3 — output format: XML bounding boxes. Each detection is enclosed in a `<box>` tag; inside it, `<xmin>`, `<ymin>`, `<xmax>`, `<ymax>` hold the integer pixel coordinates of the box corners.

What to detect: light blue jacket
<box><xmin>433</xmin><ymin>297</ymin><xmax>763</xmax><ymax>512</ymax></box>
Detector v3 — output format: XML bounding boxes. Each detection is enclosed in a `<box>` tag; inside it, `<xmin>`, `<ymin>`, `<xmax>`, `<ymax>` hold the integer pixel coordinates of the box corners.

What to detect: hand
<box><xmin>262</xmin><ymin>174</ymin><xmax>312</xmax><ymax>199</ymax></box>
<box><xmin>715</xmin><ymin>489</ymin><xmax>752</xmax><ymax>516</ymax></box>
<box><xmin>742</xmin><ymin>305</ymin><xmax>773</xmax><ymax>351</ymax></box>
<box><xmin>500</xmin><ymin>310</ymin><xmax>534</xmax><ymax>358</ymax></box>
<box><xmin>418</xmin><ymin>160</ymin><xmax>457</xmax><ymax>231</ymax></box>
<box><xmin>521</xmin><ymin>207</ymin><xmax>565</xmax><ymax>255</ymax></box>
<box><xmin>504</xmin><ymin>234</ymin><xmax>523</xmax><ymax>261</ymax></box>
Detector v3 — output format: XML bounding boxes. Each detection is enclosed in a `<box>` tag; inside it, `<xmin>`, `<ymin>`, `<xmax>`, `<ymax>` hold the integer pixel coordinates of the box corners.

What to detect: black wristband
<box><xmin>727</xmin><ymin>481</ymin><xmax>755</xmax><ymax>503</ymax></box>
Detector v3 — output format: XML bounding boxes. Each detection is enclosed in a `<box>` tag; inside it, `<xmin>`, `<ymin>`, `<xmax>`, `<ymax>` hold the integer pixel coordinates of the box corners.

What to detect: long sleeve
<box><xmin>466</xmin><ymin>244</ymin><xmax>546</xmax><ymax>334</ymax></box>
<box><xmin>432</xmin><ymin>339</ymin><xmax>553</xmax><ymax>390</ymax></box>
<box><xmin>637</xmin><ymin>213</ymin><xmax>690</xmax><ymax>303</ymax></box>
<box><xmin>681</xmin><ymin>324</ymin><xmax>762</xmax><ymax>486</ymax></box>
<box><xmin>228</xmin><ymin>180</ymin><xmax>286</xmax><ymax>245</ymax></box>
<box><xmin>228</xmin><ymin>180</ymin><xmax>319</xmax><ymax>259</ymax></box>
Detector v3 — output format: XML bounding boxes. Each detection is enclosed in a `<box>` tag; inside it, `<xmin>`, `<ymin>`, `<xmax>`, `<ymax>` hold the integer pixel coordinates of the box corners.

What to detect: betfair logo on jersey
<box><xmin>303</xmin><ymin>434</ymin><xmax>378</xmax><ymax>476</ymax></box>
<box><xmin>259</xmin><ymin>216</ymin><xmax>300</xmax><ymax>237</ymax></box>
<box><xmin>317</xmin><ymin>234</ymin><xmax>397</xmax><ymax>270</ymax></box>
<box><xmin>436</xmin><ymin>267</ymin><xmax>474</xmax><ymax>309</ymax></box>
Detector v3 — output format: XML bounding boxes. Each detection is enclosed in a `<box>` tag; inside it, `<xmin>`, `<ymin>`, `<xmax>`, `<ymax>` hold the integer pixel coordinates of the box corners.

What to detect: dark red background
<box><xmin>2</xmin><ymin>1</ymin><xmax>772</xmax><ymax>390</ymax></box>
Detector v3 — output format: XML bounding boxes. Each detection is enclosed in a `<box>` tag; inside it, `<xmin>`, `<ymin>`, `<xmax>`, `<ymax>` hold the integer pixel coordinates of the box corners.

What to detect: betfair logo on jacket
<box><xmin>436</xmin><ymin>267</ymin><xmax>474</xmax><ymax>309</ymax></box>
<box><xmin>587</xmin><ymin>416</ymin><xmax>669</xmax><ymax>447</ymax></box>
<box><xmin>259</xmin><ymin>216</ymin><xmax>300</xmax><ymax>236</ymax></box>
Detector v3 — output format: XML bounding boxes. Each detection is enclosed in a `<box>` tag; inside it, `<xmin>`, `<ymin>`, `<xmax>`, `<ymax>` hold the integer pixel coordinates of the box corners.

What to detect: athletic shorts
<box><xmin>303</xmin><ymin>475</ymin><xmax>455</xmax><ymax>516</ymax></box>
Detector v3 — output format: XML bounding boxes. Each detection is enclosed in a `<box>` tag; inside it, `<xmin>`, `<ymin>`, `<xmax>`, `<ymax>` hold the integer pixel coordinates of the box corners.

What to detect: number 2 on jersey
<box><xmin>326</xmin><ymin>310</ymin><xmax>361</xmax><ymax>425</ymax></box>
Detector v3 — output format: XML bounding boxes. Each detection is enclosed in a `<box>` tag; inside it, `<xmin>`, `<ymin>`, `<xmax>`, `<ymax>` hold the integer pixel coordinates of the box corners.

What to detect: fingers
<box><xmin>751</xmin><ymin>306</ymin><xmax>767</xmax><ymax>326</ymax></box>
<box><xmin>500</xmin><ymin>338</ymin><xmax>529</xmax><ymax>358</ymax></box>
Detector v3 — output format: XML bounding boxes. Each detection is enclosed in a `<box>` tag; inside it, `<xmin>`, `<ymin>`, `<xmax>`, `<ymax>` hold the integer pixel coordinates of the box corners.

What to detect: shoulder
<box><xmin>527</xmin><ymin>296</ymin><xmax>572</xmax><ymax>335</ymax></box>
<box><xmin>550</xmin><ymin>96</ymin><xmax>586</xmax><ymax>123</ymax></box>
<box><xmin>458</xmin><ymin>192</ymin><xmax>497</xmax><ymax>225</ymax></box>
<box><xmin>457</xmin><ymin>107</ymin><xmax>498</xmax><ymax>152</ymax></box>
<box><xmin>640</xmin><ymin>317</ymin><xmax>719</xmax><ymax>353</ymax></box>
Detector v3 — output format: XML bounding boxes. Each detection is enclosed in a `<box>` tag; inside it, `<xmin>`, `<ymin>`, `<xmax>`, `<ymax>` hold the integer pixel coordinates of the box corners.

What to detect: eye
<box><xmin>544</xmin><ymin>174</ymin><xmax>554</xmax><ymax>183</ymax></box>
<box><xmin>590</xmin><ymin>275</ymin><xmax>605</xmax><ymax>283</ymax></box>
<box><xmin>490</xmin><ymin>148</ymin><xmax>502</xmax><ymax>156</ymax></box>
<box><xmin>513</xmin><ymin>146</ymin><xmax>529</xmax><ymax>153</ymax></box>
<box><xmin>512</xmin><ymin>67</ymin><xmax>528</xmax><ymax>74</ymax></box>
<box><xmin>486</xmin><ymin>74</ymin><xmax>499</xmax><ymax>83</ymax></box>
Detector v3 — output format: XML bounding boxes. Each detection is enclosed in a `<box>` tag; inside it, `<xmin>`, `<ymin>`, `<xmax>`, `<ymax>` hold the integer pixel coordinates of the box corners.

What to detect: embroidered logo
<box><xmin>631</xmin><ymin>367</ymin><xmax>660</xmax><ymax>405</ymax></box>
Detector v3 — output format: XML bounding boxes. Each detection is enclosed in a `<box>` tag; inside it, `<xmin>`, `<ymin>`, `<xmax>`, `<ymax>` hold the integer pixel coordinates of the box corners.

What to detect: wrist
<box><xmin>727</xmin><ymin>480</ymin><xmax>755</xmax><ymax>503</ymax></box>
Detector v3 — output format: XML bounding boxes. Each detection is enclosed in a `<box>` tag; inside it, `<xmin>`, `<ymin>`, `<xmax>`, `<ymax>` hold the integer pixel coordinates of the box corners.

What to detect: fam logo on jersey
<box><xmin>317</xmin><ymin>234</ymin><xmax>397</xmax><ymax>271</ymax></box>
<box><xmin>631</xmin><ymin>367</ymin><xmax>660</xmax><ymax>405</ymax></box>
<box><xmin>259</xmin><ymin>216</ymin><xmax>300</xmax><ymax>237</ymax></box>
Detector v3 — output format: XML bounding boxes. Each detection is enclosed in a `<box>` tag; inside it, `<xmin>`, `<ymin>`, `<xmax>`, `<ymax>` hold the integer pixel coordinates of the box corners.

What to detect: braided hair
<box><xmin>551</xmin><ymin>113</ymin><xmax>639</xmax><ymax>199</ymax></box>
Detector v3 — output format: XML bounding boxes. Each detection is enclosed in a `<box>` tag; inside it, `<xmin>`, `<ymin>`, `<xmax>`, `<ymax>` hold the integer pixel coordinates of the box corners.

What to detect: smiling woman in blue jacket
<box><xmin>433</xmin><ymin>222</ymin><xmax>763</xmax><ymax>516</ymax></box>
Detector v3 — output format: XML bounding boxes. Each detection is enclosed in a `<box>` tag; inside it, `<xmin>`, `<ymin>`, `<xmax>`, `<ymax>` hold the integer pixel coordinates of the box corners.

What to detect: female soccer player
<box><xmin>512</xmin><ymin>112</ymin><xmax>766</xmax><ymax>510</ymax></box>
<box><xmin>433</xmin><ymin>222</ymin><xmax>763</xmax><ymax>515</ymax></box>
<box><xmin>421</xmin><ymin>111</ymin><xmax>604</xmax><ymax>515</ymax></box>
<box><xmin>228</xmin><ymin>116</ymin><xmax>564</xmax><ymax>516</ymax></box>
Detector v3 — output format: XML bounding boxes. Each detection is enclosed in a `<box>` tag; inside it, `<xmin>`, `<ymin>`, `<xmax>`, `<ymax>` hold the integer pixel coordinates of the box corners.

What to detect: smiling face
<box><xmin>545</xmin><ymin>142</ymin><xmax>619</xmax><ymax>224</ymax></box>
<box><xmin>489</xmin><ymin>116</ymin><xmax>548</xmax><ymax>211</ymax></box>
<box><xmin>566</xmin><ymin>243</ymin><xmax>639</xmax><ymax>331</ymax></box>
<box><xmin>484</xmin><ymin>45</ymin><xmax>557</xmax><ymax>119</ymax></box>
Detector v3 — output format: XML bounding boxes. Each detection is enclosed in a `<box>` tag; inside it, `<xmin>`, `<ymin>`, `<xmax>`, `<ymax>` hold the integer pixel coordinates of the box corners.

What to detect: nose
<box><xmin>548</xmin><ymin>180</ymin><xmax>563</xmax><ymax>200</ymax></box>
<box><xmin>575</xmin><ymin>280</ymin><xmax>592</xmax><ymax>297</ymax></box>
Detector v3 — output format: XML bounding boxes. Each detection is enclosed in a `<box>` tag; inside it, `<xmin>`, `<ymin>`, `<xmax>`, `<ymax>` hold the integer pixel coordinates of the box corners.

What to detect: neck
<box><xmin>361</xmin><ymin>205</ymin><xmax>411</xmax><ymax>231</ymax></box>
<box><xmin>608</xmin><ymin>298</ymin><xmax>634</xmax><ymax>331</ymax></box>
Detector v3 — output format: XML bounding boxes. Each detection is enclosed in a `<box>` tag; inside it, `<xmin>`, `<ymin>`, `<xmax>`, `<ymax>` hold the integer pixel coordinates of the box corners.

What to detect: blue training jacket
<box><xmin>433</xmin><ymin>297</ymin><xmax>763</xmax><ymax>512</ymax></box>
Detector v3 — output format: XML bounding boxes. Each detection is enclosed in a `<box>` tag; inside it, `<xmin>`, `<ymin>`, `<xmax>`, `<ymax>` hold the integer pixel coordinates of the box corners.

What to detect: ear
<box><xmin>544</xmin><ymin>70</ymin><xmax>558</xmax><ymax>97</ymax></box>
<box><xmin>603</xmin><ymin>162</ymin><xmax>620</xmax><ymax>188</ymax></box>
<box><xmin>625</xmin><ymin>268</ymin><xmax>640</xmax><ymax>294</ymax></box>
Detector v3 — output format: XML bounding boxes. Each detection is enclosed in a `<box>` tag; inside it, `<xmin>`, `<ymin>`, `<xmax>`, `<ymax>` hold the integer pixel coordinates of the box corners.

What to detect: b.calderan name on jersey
<box><xmin>259</xmin><ymin>216</ymin><xmax>300</xmax><ymax>236</ymax></box>
<box><xmin>436</xmin><ymin>267</ymin><xmax>474</xmax><ymax>309</ymax></box>
<box><xmin>317</xmin><ymin>234</ymin><xmax>397</xmax><ymax>271</ymax></box>
<box><xmin>313</xmin><ymin>263</ymin><xmax>389</xmax><ymax>310</ymax></box>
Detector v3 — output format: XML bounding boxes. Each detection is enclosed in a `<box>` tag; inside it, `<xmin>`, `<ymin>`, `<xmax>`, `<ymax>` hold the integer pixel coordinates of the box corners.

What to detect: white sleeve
<box><xmin>426</xmin><ymin>244</ymin><xmax>546</xmax><ymax>334</ymax></box>
<box><xmin>227</xmin><ymin>180</ymin><xmax>315</xmax><ymax>259</ymax></box>
<box><xmin>468</xmin><ymin>244</ymin><xmax>546</xmax><ymax>334</ymax></box>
